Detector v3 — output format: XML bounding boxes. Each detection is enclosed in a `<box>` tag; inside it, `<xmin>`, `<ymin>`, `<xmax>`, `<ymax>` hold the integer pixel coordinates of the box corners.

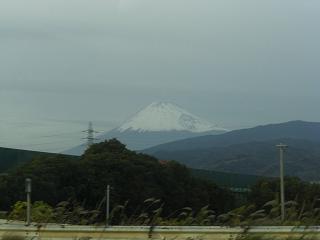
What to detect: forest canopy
<box><xmin>0</xmin><ymin>139</ymin><xmax>235</xmax><ymax>216</ymax></box>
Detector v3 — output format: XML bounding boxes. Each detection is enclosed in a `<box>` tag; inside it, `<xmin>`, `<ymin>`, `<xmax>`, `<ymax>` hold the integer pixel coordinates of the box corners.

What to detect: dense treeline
<box><xmin>4</xmin><ymin>176</ymin><xmax>320</xmax><ymax>226</ymax></box>
<box><xmin>0</xmin><ymin>139</ymin><xmax>234</xmax><ymax>218</ymax></box>
<box><xmin>2</xmin><ymin>139</ymin><xmax>320</xmax><ymax>225</ymax></box>
<box><xmin>216</xmin><ymin>177</ymin><xmax>320</xmax><ymax>226</ymax></box>
<box><xmin>249</xmin><ymin>177</ymin><xmax>320</xmax><ymax>208</ymax></box>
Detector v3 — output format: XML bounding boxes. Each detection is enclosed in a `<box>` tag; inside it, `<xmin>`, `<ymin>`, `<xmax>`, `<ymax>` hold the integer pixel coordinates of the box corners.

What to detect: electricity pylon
<box><xmin>83</xmin><ymin>122</ymin><xmax>98</xmax><ymax>149</ymax></box>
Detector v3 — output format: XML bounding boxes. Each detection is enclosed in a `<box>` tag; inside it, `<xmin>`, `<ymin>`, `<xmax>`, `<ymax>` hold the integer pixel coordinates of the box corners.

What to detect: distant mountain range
<box><xmin>4</xmin><ymin>108</ymin><xmax>320</xmax><ymax>182</ymax></box>
<box><xmin>65</xmin><ymin>102</ymin><xmax>226</xmax><ymax>155</ymax></box>
<box><xmin>143</xmin><ymin>121</ymin><xmax>320</xmax><ymax>181</ymax></box>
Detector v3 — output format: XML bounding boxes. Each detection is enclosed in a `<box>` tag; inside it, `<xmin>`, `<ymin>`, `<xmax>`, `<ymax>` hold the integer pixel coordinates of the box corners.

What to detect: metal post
<box><xmin>276</xmin><ymin>144</ymin><xmax>288</xmax><ymax>222</ymax></box>
<box><xmin>106</xmin><ymin>185</ymin><xmax>110</xmax><ymax>227</ymax></box>
<box><xmin>25</xmin><ymin>178</ymin><xmax>32</xmax><ymax>226</ymax></box>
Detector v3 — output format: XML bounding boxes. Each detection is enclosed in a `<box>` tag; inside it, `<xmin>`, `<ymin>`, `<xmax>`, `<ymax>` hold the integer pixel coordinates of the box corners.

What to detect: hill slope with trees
<box><xmin>0</xmin><ymin>147</ymin><xmax>56</xmax><ymax>173</ymax></box>
<box><xmin>144</xmin><ymin>121</ymin><xmax>320</xmax><ymax>153</ymax></box>
<box><xmin>144</xmin><ymin>121</ymin><xmax>320</xmax><ymax>180</ymax></box>
<box><xmin>0</xmin><ymin>146</ymin><xmax>262</xmax><ymax>188</ymax></box>
<box><xmin>0</xmin><ymin>139</ymin><xmax>235</xmax><ymax>216</ymax></box>
<box><xmin>146</xmin><ymin>138</ymin><xmax>320</xmax><ymax>180</ymax></box>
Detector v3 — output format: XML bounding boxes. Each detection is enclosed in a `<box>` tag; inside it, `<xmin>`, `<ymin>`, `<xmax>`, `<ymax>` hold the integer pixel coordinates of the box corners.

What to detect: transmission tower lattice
<box><xmin>83</xmin><ymin>122</ymin><xmax>99</xmax><ymax>149</ymax></box>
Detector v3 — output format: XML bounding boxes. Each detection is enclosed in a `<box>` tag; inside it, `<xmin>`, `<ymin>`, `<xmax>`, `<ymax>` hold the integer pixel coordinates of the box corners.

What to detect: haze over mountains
<box><xmin>144</xmin><ymin>121</ymin><xmax>320</xmax><ymax>181</ymax></box>
<box><xmin>64</xmin><ymin>102</ymin><xmax>226</xmax><ymax>155</ymax></box>
<box><xmin>2</xmin><ymin>102</ymin><xmax>320</xmax><ymax>182</ymax></box>
<box><xmin>2</xmin><ymin>100</ymin><xmax>320</xmax><ymax>181</ymax></box>
<box><xmin>64</xmin><ymin>105</ymin><xmax>320</xmax><ymax>181</ymax></box>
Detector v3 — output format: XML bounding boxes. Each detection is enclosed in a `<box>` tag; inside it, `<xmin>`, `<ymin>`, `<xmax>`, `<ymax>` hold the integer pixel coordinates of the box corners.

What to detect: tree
<box><xmin>249</xmin><ymin>177</ymin><xmax>320</xmax><ymax>209</ymax></box>
<box><xmin>0</xmin><ymin>139</ymin><xmax>235</xmax><ymax>221</ymax></box>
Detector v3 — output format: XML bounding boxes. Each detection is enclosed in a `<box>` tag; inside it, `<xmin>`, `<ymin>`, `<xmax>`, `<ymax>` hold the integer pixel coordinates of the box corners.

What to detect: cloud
<box><xmin>1</xmin><ymin>0</ymin><xmax>320</xmax><ymax>151</ymax></box>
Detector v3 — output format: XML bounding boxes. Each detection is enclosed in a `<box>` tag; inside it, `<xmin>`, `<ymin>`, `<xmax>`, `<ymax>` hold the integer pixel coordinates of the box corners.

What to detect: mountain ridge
<box><xmin>144</xmin><ymin>120</ymin><xmax>320</xmax><ymax>153</ymax></box>
<box><xmin>64</xmin><ymin>102</ymin><xmax>226</xmax><ymax>155</ymax></box>
<box><xmin>143</xmin><ymin>120</ymin><xmax>320</xmax><ymax>181</ymax></box>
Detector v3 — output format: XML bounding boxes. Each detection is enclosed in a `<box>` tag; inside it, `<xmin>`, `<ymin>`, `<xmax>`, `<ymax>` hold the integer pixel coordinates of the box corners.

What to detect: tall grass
<box><xmin>7</xmin><ymin>197</ymin><xmax>320</xmax><ymax>226</ymax></box>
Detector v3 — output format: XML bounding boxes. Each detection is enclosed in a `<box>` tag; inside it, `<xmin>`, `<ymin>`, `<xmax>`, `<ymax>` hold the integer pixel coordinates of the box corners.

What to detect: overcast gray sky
<box><xmin>1</xmin><ymin>0</ymin><xmax>320</xmax><ymax>152</ymax></box>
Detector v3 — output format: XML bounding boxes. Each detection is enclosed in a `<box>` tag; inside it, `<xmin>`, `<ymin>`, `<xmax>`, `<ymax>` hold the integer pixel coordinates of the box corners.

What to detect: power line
<box><xmin>0</xmin><ymin>139</ymin><xmax>78</xmax><ymax>148</ymax></box>
<box><xmin>36</xmin><ymin>131</ymin><xmax>83</xmax><ymax>138</ymax></box>
<box><xmin>0</xmin><ymin>121</ymin><xmax>107</xmax><ymax>152</ymax></box>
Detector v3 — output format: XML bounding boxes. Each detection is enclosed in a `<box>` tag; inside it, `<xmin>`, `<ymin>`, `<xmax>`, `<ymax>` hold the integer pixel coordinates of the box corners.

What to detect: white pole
<box><xmin>106</xmin><ymin>185</ymin><xmax>110</xmax><ymax>227</ymax></box>
<box><xmin>276</xmin><ymin>144</ymin><xmax>288</xmax><ymax>222</ymax></box>
<box><xmin>25</xmin><ymin>178</ymin><xmax>32</xmax><ymax>226</ymax></box>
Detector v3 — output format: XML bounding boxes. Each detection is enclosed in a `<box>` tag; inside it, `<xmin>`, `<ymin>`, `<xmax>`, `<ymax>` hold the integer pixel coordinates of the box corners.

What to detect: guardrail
<box><xmin>1</xmin><ymin>220</ymin><xmax>320</xmax><ymax>240</ymax></box>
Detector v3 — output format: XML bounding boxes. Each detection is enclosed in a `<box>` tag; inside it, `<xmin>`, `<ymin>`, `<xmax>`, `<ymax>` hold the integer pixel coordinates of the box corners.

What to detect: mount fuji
<box><xmin>64</xmin><ymin>102</ymin><xmax>227</xmax><ymax>155</ymax></box>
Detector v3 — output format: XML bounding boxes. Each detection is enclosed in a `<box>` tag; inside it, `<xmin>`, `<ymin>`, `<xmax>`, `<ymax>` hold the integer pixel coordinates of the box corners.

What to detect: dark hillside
<box><xmin>0</xmin><ymin>146</ymin><xmax>264</xmax><ymax>189</ymax></box>
<box><xmin>0</xmin><ymin>147</ymin><xmax>54</xmax><ymax>172</ymax></box>
<box><xmin>0</xmin><ymin>139</ymin><xmax>235</xmax><ymax>215</ymax></box>
<box><xmin>190</xmin><ymin>169</ymin><xmax>263</xmax><ymax>188</ymax></box>
<box><xmin>148</xmin><ymin>138</ymin><xmax>320</xmax><ymax>181</ymax></box>
<box><xmin>144</xmin><ymin>121</ymin><xmax>320</xmax><ymax>153</ymax></box>
<box><xmin>144</xmin><ymin>121</ymin><xmax>320</xmax><ymax>181</ymax></box>
<box><xmin>0</xmin><ymin>147</ymin><xmax>78</xmax><ymax>173</ymax></box>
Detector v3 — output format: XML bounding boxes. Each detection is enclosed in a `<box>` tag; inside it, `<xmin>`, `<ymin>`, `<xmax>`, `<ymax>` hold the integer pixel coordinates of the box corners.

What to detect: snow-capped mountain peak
<box><xmin>118</xmin><ymin>102</ymin><xmax>226</xmax><ymax>133</ymax></box>
<box><xmin>64</xmin><ymin>102</ymin><xmax>227</xmax><ymax>155</ymax></box>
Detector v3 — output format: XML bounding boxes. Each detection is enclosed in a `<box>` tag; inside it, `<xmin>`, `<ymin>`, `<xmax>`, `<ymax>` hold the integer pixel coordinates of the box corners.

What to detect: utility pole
<box><xmin>25</xmin><ymin>178</ymin><xmax>32</xmax><ymax>226</ymax></box>
<box><xmin>106</xmin><ymin>185</ymin><xmax>111</xmax><ymax>227</ymax></box>
<box><xmin>83</xmin><ymin>122</ymin><xmax>98</xmax><ymax>149</ymax></box>
<box><xmin>276</xmin><ymin>143</ymin><xmax>288</xmax><ymax>222</ymax></box>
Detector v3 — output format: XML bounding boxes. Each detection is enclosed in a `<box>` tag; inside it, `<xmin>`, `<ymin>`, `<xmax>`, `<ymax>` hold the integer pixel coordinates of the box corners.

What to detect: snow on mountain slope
<box><xmin>118</xmin><ymin>102</ymin><xmax>226</xmax><ymax>133</ymax></box>
<box><xmin>64</xmin><ymin>102</ymin><xmax>227</xmax><ymax>155</ymax></box>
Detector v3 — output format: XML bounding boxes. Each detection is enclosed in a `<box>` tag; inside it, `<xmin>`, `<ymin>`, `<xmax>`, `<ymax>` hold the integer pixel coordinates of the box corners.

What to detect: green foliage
<box><xmin>0</xmin><ymin>154</ymin><xmax>85</xmax><ymax>208</ymax></box>
<box><xmin>249</xmin><ymin>177</ymin><xmax>320</xmax><ymax>210</ymax></box>
<box><xmin>8</xmin><ymin>201</ymin><xmax>54</xmax><ymax>222</ymax></box>
<box><xmin>8</xmin><ymin>201</ymin><xmax>27</xmax><ymax>221</ymax></box>
<box><xmin>4</xmin><ymin>198</ymin><xmax>221</xmax><ymax>226</ymax></box>
<box><xmin>106</xmin><ymin>198</ymin><xmax>216</xmax><ymax>226</ymax></box>
<box><xmin>0</xmin><ymin>147</ymin><xmax>52</xmax><ymax>173</ymax></box>
<box><xmin>213</xmin><ymin>194</ymin><xmax>320</xmax><ymax>227</ymax></box>
<box><xmin>191</xmin><ymin>168</ymin><xmax>262</xmax><ymax>188</ymax></box>
<box><xmin>6</xmin><ymin>195</ymin><xmax>320</xmax><ymax>227</ymax></box>
<box><xmin>0</xmin><ymin>146</ymin><xmax>80</xmax><ymax>174</ymax></box>
<box><xmin>198</xmin><ymin>176</ymin><xmax>320</xmax><ymax>226</ymax></box>
<box><xmin>32</xmin><ymin>201</ymin><xmax>54</xmax><ymax>222</ymax></box>
<box><xmin>53</xmin><ymin>200</ymin><xmax>100</xmax><ymax>225</ymax></box>
<box><xmin>3</xmin><ymin>140</ymin><xmax>320</xmax><ymax>227</ymax></box>
<box><xmin>0</xmin><ymin>139</ymin><xmax>234</xmax><ymax>221</ymax></box>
